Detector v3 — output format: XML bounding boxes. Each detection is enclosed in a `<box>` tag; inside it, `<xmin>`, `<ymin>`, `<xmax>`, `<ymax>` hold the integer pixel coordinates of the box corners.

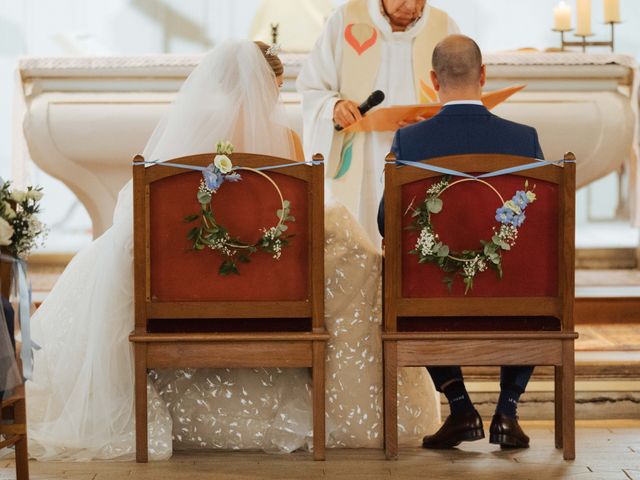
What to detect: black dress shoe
<box><xmin>422</xmin><ymin>410</ymin><xmax>485</xmax><ymax>449</ymax></box>
<box><xmin>489</xmin><ymin>413</ymin><xmax>530</xmax><ymax>449</ymax></box>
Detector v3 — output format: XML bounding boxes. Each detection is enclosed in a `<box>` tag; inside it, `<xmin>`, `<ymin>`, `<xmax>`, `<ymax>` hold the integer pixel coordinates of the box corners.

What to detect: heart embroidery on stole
<box><xmin>345</xmin><ymin>23</ymin><xmax>378</xmax><ymax>55</ymax></box>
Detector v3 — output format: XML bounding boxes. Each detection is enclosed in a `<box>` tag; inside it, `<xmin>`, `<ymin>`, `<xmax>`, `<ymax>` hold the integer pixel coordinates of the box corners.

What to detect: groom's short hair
<box><xmin>432</xmin><ymin>35</ymin><xmax>483</xmax><ymax>89</ymax></box>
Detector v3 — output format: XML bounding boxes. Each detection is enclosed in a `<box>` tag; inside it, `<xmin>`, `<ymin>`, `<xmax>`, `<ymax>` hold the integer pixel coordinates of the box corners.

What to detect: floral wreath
<box><xmin>185</xmin><ymin>141</ymin><xmax>295</xmax><ymax>276</ymax></box>
<box><xmin>408</xmin><ymin>176</ymin><xmax>537</xmax><ymax>293</ymax></box>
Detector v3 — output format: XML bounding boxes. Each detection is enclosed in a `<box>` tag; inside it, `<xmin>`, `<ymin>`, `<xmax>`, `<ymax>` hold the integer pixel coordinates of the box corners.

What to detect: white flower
<box><xmin>11</xmin><ymin>190</ymin><xmax>27</xmax><ymax>203</ymax></box>
<box><xmin>214</xmin><ymin>154</ymin><xmax>233</xmax><ymax>174</ymax></box>
<box><xmin>0</xmin><ymin>217</ymin><xmax>14</xmax><ymax>246</ymax></box>
<box><xmin>26</xmin><ymin>190</ymin><xmax>43</xmax><ymax>201</ymax></box>
<box><xmin>526</xmin><ymin>191</ymin><xmax>536</xmax><ymax>202</ymax></box>
<box><xmin>3</xmin><ymin>202</ymin><xmax>16</xmax><ymax>220</ymax></box>
<box><xmin>416</xmin><ymin>228</ymin><xmax>437</xmax><ymax>257</ymax></box>
<box><xmin>216</xmin><ymin>140</ymin><xmax>235</xmax><ymax>156</ymax></box>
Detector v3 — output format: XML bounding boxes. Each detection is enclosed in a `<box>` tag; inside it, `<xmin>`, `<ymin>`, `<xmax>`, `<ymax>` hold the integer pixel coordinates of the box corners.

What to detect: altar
<box><xmin>17</xmin><ymin>52</ymin><xmax>639</xmax><ymax>237</ymax></box>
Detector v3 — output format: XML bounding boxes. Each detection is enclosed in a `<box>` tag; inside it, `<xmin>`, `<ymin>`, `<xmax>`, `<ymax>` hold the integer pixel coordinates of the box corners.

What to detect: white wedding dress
<box><xmin>26</xmin><ymin>40</ymin><xmax>440</xmax><ymax>461</ymax></box>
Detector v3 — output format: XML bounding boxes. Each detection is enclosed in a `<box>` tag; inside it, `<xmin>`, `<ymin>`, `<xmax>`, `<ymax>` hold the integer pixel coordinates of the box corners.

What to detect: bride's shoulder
<box><xmin>288</xmin><ymin>129</ymin><xmax>305</xmax><ymax>163</ymax></box>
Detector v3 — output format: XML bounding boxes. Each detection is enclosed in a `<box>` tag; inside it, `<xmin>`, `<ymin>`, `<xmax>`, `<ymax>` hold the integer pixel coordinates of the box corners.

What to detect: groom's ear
<box><xmin>430</xmin><ymin>70</ymin><xmax>441</xmax><ymax>91</ymax></box>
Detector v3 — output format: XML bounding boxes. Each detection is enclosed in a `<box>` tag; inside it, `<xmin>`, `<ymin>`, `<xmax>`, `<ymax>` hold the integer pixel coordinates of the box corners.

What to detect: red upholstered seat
<box><xmin>401</xmin><ymin>174</ymin><xmax>559</xmax><ymax>298</ymax></box>
<box><xmin>149</xmin><ymin>169</ymin><xmax>309</xmax><ymax>302</ymax></box>
<box><xmin>382</xmin><ymin>154</ymin><xmax>577</xmax><ymax>461</ymax></box>
<box><xmin>132</xmin><ymin>154</ymin><xmax>328</xmax><ymax>462</ymax></box>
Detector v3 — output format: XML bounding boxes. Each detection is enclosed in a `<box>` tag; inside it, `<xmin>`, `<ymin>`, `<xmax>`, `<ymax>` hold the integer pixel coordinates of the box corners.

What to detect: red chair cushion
<box><xmin>149</xmin><ymin>169</ymin><xmax>309</xmax><ymax>302</ymax></box>
<box><xmin>401</xmin><ymin>174</ymin><xmax>559</xmax><ymax>298</ymax></box>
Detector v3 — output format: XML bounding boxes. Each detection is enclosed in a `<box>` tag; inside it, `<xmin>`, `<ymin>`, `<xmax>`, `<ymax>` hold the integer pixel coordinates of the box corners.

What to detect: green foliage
<box><xmin>186</xmin><ymin>194</ymin><xmax>295</xmax><ymax>276</ymax></box>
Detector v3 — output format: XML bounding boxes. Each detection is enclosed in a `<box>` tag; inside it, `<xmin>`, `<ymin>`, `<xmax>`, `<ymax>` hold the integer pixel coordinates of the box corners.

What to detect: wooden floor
<box><xmin>1</xmin><ymin>420</ymin><xmax>639</xmax><ymax>480</ymax></box>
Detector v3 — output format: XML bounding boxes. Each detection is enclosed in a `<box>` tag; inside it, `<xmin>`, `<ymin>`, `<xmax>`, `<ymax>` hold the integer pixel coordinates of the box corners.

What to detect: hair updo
<box><xmin>254</xmin><ymin>41</ymin><xmax>284</xmax><ymax>77</ymax></box>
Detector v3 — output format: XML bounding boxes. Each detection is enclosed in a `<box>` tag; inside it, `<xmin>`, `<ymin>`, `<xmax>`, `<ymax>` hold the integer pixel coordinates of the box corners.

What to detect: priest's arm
<box><xmin>296</xmin><ymin>9</ymin><xmax>345</xmax><ymax>163</ymax></box>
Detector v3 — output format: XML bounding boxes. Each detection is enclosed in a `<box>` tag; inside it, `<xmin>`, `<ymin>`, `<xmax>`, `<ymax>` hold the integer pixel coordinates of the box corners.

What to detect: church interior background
<box><xmin>1</xmin><ymin>0</ymin><xmax>640</xmax><ymax>476</ymax></box>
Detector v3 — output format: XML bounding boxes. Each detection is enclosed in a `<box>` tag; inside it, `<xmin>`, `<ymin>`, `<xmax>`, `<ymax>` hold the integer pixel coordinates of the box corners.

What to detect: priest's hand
<box><xmin>333</xmin><ymin>100</ymin><xmax>363</xmax><ymax>130</ymax></box>
<box><xmin>398</xmin><ymin>115</ymin><xmax>426</xmax><ymax>128</ymax></box>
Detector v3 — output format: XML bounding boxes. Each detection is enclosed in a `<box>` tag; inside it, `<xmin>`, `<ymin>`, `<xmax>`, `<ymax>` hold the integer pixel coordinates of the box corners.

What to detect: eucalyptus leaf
<box><xmin>426</xmin><ymin>198</ymin><xmax>443</xmax><ymax>214</ymax></box>
<box><xmin>197</xmin><ymin>191</ymin><xmax>212</xmax><ymax>205</ymax></box>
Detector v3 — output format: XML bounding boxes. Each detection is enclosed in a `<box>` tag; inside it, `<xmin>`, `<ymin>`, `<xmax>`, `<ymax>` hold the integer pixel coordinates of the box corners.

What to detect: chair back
<box><xmin>133</xmin><ymin>153</ymin><xmax>324</xmax><ymax>334</ymax></box>
<box><xmin>383</xmin><ymin>153</ymin><xmax>575</xmax><ymax>333</ymax></box>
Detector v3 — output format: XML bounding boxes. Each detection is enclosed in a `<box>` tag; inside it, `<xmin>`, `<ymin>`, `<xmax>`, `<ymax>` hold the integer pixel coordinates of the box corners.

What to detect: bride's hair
<box><xmin>254</xmin><ymin>41</ymin><xmax>284</xmax><ymax>77</ymax></box>
<box><xmin>141</xmin><ymin>40</ymin><xmax>295</xmax><ymax>164</ymax></box>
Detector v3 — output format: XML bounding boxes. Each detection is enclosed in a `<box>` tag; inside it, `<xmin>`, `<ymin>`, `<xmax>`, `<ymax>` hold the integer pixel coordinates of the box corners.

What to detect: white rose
<box><xmin>526</xmin><ymin>191</ymin><xmax>537</xmax><ymax>202</ymax></box>
<box><xmin>27</xmin><ymin>190</ymin><xmax>44</xmax><ymax>201</ymax></box>
<box><xmin>0</xmin><ymin>217</ymin><xmax>14</xmax><ymax>246</ymax></box>
<box><xmin>214</xmin><ymin>154</ymin><xmax>233</xmax><ymax>174</ymax></box>
<box><xmin>11</xmin><ymin>190</ymin><xmax>27</xmax><ymax>203</ymax></box>
<box><xmin>3</xmin><ymin>202</ymin><xmax>16</xmax><ymax>220</ymax></box>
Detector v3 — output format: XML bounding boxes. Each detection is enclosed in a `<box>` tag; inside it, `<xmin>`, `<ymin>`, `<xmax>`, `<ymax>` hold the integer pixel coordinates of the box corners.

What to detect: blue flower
<box><xmin>512</xmin><ymin>191</ymin><xmax>529</xmax><ymax>210</ymax></box>
<box><xmin>511</xmin><ymin>212</ymin><xmax>526</xmax><ymax>228</ymax></box>
<box><xmin>224</xmin><ymin>173</ymin><xmax>242</xmax><ymax>183</ymax></box>
<box><xmin>495</xmin><ymin>207</ymin><xmax>514</xmax><ymax>225</ymax></box>
<box><xmin>203</xmin><ymin>167</ymin><xmax>223</xmax><ymax>191</ymax></box>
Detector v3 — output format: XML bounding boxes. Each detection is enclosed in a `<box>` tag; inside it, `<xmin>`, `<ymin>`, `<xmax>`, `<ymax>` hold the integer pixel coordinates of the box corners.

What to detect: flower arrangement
<box><xmin>185</xmin><ymin>141</ymin><xmax>295</xmax><ymax>276</ymax></box>
<box><xmin>409</xmin><ymin>176</ymin><xmax>537</xmax><ymax>294</ymax></box>
<box><xmin>0</xmin><ymin>180</ymin><xmax>47</xmax><ymax>258</ymax></box>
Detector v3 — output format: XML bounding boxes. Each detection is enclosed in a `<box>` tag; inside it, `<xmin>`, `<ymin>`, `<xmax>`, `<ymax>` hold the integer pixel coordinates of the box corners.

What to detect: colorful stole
<box><xmin>329</xmin><ymin>0</ymin><xmax>449</xmax><ymax>216</ymax></box>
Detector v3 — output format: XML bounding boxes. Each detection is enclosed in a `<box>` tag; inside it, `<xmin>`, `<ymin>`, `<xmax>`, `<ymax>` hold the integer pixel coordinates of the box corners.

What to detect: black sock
<box><xmin>496</xmin><ymin>387</ymin><xmax>522</xmax><ymax>418</ymax></box>
<box><xmin>442</xmin><ymin>381</ymin><xmax>474</xmax><ymax>417</ymax></box>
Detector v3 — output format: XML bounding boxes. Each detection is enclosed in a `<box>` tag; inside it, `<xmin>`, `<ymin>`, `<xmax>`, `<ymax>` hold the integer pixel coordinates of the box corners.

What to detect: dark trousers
<box><xmin>427</xmin><ymin>365</ymin><xmax>535</xmax><ymax>395</ymax></box>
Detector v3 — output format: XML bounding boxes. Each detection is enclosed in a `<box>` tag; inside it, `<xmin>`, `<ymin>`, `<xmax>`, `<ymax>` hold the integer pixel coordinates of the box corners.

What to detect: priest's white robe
<box><xmin>297</xmin><ymin>0</ymin><xmax>459</xmax><ymax>245</ymax></box>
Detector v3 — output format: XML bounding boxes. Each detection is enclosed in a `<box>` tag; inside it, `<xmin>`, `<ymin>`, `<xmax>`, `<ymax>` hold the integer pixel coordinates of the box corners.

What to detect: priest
<box><xmin>297</xmin><ymin>0</ymin><xmax>459</xmax><ymax>244</ymax></box>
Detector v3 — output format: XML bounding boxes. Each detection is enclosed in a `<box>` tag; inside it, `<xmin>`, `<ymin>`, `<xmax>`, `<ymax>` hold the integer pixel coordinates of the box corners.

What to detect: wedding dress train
<box><xmin>26</xmin><ymin>40</ymin><xmax>440</xmax><ymax>461</ymax></box>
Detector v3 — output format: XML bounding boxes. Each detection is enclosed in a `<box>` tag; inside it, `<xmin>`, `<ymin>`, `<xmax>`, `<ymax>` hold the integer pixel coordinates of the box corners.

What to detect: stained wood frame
<box><xmin>130</xmin><ymin>153</ymin><xmax>328</xmax><ymax>462</ymax></box>
<box><xmin>0</xmin><ymin>255</ymin><xmax>28</xmax><ymax>480</ymax></box>
<box><xmin>382</xmin><ymin>153</ymin><xmax>578</xmax><ymax>461</ymax></box>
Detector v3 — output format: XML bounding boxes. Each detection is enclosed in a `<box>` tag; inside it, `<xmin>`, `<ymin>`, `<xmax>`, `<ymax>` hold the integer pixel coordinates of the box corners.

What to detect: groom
<box><xmin>378</xmin><ymin>34</ymin><xmax>544</xmax><ymax>449</ymax></box>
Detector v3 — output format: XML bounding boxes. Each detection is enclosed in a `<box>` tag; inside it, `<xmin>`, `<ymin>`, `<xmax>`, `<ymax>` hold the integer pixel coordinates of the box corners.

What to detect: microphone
<box><xmin>335</xmin><ymin>90</ymin><xmax>385</xmax><ymax>132</ymax></box>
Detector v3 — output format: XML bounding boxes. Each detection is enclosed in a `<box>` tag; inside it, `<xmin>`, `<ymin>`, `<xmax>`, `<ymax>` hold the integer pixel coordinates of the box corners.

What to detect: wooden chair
<box><xmin>130</xmin><ymin>153</ymin><xmax>328</xmax><ymax>462</ymax></box>
<box><xmin>382</xmin><ymin>153</ymin><xmax>578</xmax><ymax>460</ymax></box>
<box><xmin>0</xmin><ymin>255</ymin><xmax>29</xmax><ymax>480</ymax></box>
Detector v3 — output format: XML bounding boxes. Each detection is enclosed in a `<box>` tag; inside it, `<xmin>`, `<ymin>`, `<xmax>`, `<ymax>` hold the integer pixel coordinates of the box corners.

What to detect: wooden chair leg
<box><xmin>383</xmin><ymin>341</ymin><xmax>398</xmax><ymax>460</ymax></box>
<box><xmin>554</xmin><ymin>365</ymin><xmax>563</xmax><ymax>449</ymax></box>
<box><xmin>562</xmin><ymin>340</ymin><xmax>576</xmax><ymax>460</ymax></box>
<box><xmin>14</xmin><ymin>397</ymin><xmax>29</xmax><ymax>480</ymax></box>
<box><xmin>312</xmin><ymin>341</ymin><xmax>326</xmax><ymax>461</ymax></box>
<box><xmin>135</xmin><ymin>343</ymin><xmax>149</xmax><ymax>463</ymax></box>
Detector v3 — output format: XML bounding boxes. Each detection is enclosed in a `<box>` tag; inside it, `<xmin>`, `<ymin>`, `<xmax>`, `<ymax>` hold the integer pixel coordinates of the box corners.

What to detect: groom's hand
<box><xmin>333</xmin><ymin>99</ymin><xmax>363</xmax><ymax>130</ymax></box>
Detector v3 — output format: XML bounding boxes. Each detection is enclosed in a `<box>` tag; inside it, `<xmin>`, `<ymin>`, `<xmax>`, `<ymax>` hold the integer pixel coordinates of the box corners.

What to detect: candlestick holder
<box><xmin>555</xmin><ymin>21</ymin><xmax>620</xmax><ymax>52</ymax></box>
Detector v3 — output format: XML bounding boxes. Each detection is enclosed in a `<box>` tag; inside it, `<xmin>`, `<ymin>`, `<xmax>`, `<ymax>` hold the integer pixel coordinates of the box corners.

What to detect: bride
<box><xmin>26</xmin><ymin>40</ymin><xmax>440</xmax><ymax>461</ymax></box>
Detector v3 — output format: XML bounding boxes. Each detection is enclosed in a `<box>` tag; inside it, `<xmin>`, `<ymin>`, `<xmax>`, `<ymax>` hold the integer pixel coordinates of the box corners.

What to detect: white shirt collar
<box><xmin>443</xmin><ymin>100</ymin><xmax>484</xmax><ymax>107</ymax></box>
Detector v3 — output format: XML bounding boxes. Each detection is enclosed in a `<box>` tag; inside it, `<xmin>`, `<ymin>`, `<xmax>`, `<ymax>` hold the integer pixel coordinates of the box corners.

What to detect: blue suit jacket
<box><xmin>377</xmin><ymin>104</ymin><xmax>544</xmax><ymax>235</ymax></box>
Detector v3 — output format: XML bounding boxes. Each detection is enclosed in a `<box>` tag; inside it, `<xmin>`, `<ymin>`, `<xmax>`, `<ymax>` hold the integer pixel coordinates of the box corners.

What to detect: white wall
<box><xmin>0</xmin><ymin>0</ymin><xmax>639</xmax><ymax>249</ymax></box>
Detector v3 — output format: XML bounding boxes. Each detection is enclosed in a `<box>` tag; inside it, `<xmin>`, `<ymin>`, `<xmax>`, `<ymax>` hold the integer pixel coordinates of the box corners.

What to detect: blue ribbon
<box><xmin>0</xmin><ymin>253</ymin><xmax>39</xmax><ymax>380</ymax></box>
<box><xmin>132</xmin><ymin>159</ymin><xmax>324</xmax><ymax>172</ymax></box>
<box><xmin>388</xmin><ymin>157</ymin><xmax>575</xmax><ymax>179</ymax></box>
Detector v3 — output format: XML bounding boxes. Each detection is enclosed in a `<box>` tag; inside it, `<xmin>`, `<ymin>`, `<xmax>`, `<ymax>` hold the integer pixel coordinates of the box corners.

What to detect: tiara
<box><xmin>266</xmin><ymin>43</ymin><xmax>281</xmax><ymax>56</ymax></box>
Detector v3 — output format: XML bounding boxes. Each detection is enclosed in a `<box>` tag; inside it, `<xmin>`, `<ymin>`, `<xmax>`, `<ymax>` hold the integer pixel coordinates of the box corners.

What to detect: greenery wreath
<box><xmin>408</xmin><ymin>176</ymin><xmax>537</xmax><ymax>293</ymax></box>
<box><xmin>185</xmin><ymin>141</ymin><xmax>295</xmax><ymax>276</ymax></box>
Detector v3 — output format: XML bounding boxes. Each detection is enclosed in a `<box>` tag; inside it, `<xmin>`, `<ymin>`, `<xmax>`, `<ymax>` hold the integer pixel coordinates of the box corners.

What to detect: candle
<box><xmin>576</xmin><ymin>0</ymin><xmax>593</xmax><ymax>36</ymax></box>
<box><xmin>554</xmin><ymin>1</ymin><xmax>572</xmax><ymax>31</ymax></box>
<box><xmin>604</xmin><ymin>0</ymin><xmax>621</xmax><ymax>23</ymax></box>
